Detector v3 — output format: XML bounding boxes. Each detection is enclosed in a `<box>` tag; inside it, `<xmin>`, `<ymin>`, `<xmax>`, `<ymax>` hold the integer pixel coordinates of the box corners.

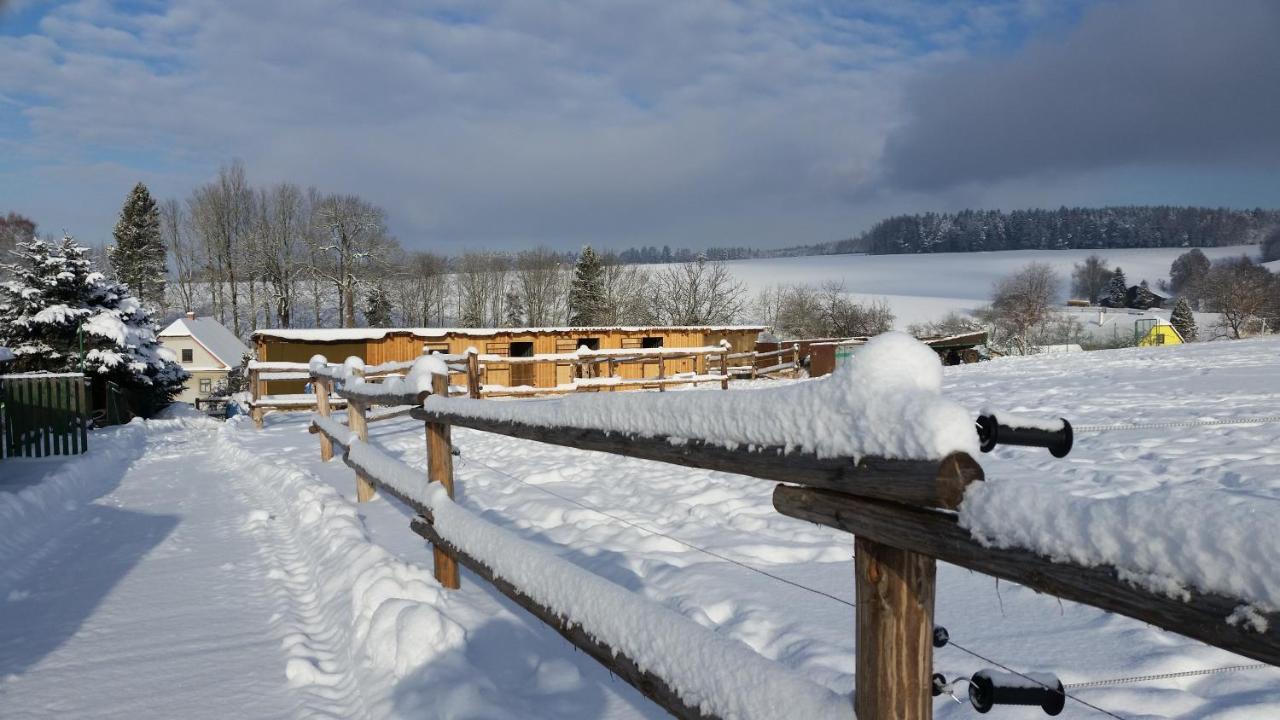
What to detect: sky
<box><xmin>1</xmin><ymin>0</ymin><xmax>1277</xmax><ymax>253</ymax></box>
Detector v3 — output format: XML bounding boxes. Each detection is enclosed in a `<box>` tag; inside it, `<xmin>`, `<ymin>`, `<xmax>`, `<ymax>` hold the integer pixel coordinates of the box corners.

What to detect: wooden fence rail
<box><xmin>304</xmin><ymin>370</ymin><xmax>1279</xmax><ymax>719</ymax></box>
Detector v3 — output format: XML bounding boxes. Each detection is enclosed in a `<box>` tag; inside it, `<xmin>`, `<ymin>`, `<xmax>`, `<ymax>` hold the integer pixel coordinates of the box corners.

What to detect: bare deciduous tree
<box><xmin>514</xmin><ymin>247</ymin><xmax>568</xmax><ymax>326</ymax></box>
<box><xmin>1070</xmin><ymin>254</ymin><xmax>1110</xmax><ymax>304</ymax></box>
<box><xmin>160</xmin><ymin>198</ymin><xmax>200</xmax><ymax>314</ymax></box>
<box><xmin>651</xmin><ymin>257</ymin><xmax>746</xmax><ymax>325</ymax></box>
<box><xmin>394</xmin><ymin>250</ymin><xmax>449</xmax><ymax>326</ymax></box>
<box><xmin>249</xmin><ymin>183</ymin><xmax>307</xmax><ymax>327</ymax></box>
<box><xmin>188</xmin><ymin>160</ymin><xmax>252</xmax><ymax>335</ymax></box>
<box><xmin>1201</xmin><ymin>257</ymin><xmax>1278</xmax><ymax>339</ymax></box>
<box><xmin>977</xmin><ymin>262</ymin><xmax>1061</xmax><ymax>354</ymax></box>
<box><xmin>308</xmin><ymin>194</ymin><xmax>395</xmax><ymax>327</ymax></box>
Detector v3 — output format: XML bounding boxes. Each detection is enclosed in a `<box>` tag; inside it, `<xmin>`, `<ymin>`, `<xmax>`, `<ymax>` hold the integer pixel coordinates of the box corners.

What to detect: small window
<box><xmin>641</xmin><ymin>337</ymin><xmax>663</xmax><ymax>349</ymax></box>
<box><xmin>510</xmin><ymin>341</ymin><xmax>534</xmax><ymax>357</ymax></box>
<box><xmin>199</xmin><ymin>378</ymin><xmax>212</xmax><ymax>393</ymax></box>
<box><xmin>1156</xmin><ymin>334</ymin><xmax>1165</xmax><ymax>345</ymax></box>
<box><xmin>181</xmin><ymin>348</ymin><xmax>193</xmax><ymax>363</ymax></box>
<box><xmin>577</xmin><ymin>338</ymin><xmax>600</xmax><ymax>351</ymax></box>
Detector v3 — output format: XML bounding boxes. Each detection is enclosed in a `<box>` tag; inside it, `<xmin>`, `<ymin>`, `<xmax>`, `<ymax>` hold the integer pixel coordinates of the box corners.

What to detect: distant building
<box><xmin>1135</xmin><ymin>319</ymin><xmax>1184</xmax><ymax>347</ymax></box>
<box><xmin>159</xmin><ymin>313</ymin><xmax>250</xmax><ymax>403</ymax></box>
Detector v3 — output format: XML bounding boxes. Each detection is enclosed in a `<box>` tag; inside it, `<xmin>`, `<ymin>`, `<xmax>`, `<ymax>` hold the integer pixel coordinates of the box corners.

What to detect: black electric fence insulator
<box><xmin>931</xmin><ymin>673</ymin><xmax>948</xmax><ymax>697</ymax></box>
<box><xmin>932</xmin><ymin>625</ymin><xmax>949</xmax><ymax>648</ymax></box>
<box><xmin>975</xmin><ymin>413</ymin><xmax>1073</xmax><ymax>458</ymax></box>
<box><xmin>968</xmin><ymin>669</ymin><xmax>1066</xmax><ymax>716</ymax></box>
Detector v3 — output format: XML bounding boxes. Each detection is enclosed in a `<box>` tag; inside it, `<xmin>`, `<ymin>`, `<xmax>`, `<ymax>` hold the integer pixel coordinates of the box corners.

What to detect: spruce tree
<box><xmin>109</xmin><ymin>182</ymin><xmax>167</xmax><ymax>312</ymax></box>
<box><xmin>0</xmin><ymin>235</ymin><xmax>186</xmax><ymax>415</ymax></box>
<box><xmin>1170</xmin><ymin>298</ymin><xmax>1197</xmax><ymax>342</ymax></box>
<box><xmin>1105</xmin><ymin>267</ymin><xmax>1128</xmax><ymax>307</ymax></box>
<box><xmin>568</xmin><ymin>245</ymin><xmax>605</xmax><ymax>325</ymax></box>
<box><xmin>364</xmin><ymin>285</ymin><xmax>393</xmax><ymax>327</ymax></box>
<box><xmin>503</xmin><ymin>287</ymin><xmax>525</xmax><ymax>327</ymax></box>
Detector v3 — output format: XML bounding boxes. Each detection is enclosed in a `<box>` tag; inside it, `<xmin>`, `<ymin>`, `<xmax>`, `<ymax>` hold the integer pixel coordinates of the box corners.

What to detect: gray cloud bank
<box><xmin>882</xmin><ymin>0</ymin><xmax>1280</xmax><ymax>192</ymax></box>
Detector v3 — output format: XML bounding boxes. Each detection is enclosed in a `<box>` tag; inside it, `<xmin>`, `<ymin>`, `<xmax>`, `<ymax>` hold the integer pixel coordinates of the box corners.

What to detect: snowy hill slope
<box><xmin>721</xmin><ymin>244</ymin><xmax>1258</xmax><ymax>327</ymax></box>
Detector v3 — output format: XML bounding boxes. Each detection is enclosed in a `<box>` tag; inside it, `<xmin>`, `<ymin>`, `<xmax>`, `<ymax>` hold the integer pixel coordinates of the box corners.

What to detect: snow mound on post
<box><xmin>426</xmin><ymin>331</ymin><xmax>977</xmax><ymax>461</ymax></box>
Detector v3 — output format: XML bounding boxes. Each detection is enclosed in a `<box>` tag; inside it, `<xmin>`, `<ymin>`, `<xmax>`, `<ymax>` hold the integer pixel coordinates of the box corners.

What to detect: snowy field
<box><xmin>723</xmin><ymin>244</ymin><xmax>1260</xmax><ymax>327</ymax></box>
<box><xmin>3</xmin><ymin>336</ymin><xmax>1280</xmax><ymax>718</ymax></box>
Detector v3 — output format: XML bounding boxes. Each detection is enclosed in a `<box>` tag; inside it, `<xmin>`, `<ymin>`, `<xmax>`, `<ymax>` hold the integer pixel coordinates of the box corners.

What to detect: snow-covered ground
<box><xmin>4</xmin><ymin>337</ymin><xmax>1279</xmax><ymax>718</ymax></box>
<box><xmin>723</xmin><ymin>244</ymin><xmax>1260</xmax><ymax>327</ymax></box>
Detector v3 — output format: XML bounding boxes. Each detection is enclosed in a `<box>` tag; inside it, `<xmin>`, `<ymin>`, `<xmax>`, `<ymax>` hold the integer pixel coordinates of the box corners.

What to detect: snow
<box><xmin>6</xmin><ymin>334</ymin><xmax>1280</xmax><ymax>719</ymax></box>
<box><xmin>982</xmin><ymin>409</ymin><xmax>1065</xmax><ymax>432</ymax></box>
<box><xmin>346</xmin><ymin>440</ymin><xmax>850</xmax><ymax>720</ymax></box>
<box><xmin>158</xmin><ymin>316</ymin><xmax>250</xmax><ymax>369</ymax></box>
<box><xmin>0</xmin><ymin>346</ymin><xmax>14</xmax><ymax>362</ymax></box>
<box><xmin>721</xmin><ymin>244</ymin><xmax>1259</xmax><ymax>328</ymax></box>
<box><xmin>253</xmin><ymin>324</ymin><xmax>767</xmax><ymax>342</ymax></box>
<box><xmin>428</xmin><ymin>332</ymin><xmax>978</xmax><ymax>461</ymax></box>
<box><xmin>957</xmin><ymin>337</ymin><xmax>1280</xmax><ymax>614</ymax></box>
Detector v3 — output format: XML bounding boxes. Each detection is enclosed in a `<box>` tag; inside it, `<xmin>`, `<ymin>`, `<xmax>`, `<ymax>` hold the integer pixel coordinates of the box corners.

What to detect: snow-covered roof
<box><xmin>252</xmin><ymin>325</ymin><xmax>768</xmax><ymax>343</ymax></box>
<box><xmin>160</xmin><ymin>316</ymin><xmax>250</xmax><ymax>369</ymax></box>
<box><xmin>0</xmin><ymin>347</ymin><xmax>13</xmax><ymax>363</ymax></box>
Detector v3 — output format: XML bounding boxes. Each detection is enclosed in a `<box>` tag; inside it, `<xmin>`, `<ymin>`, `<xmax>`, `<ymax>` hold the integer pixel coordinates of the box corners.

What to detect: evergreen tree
<box><xmin>1170</xmin><ymin>297</ymin><xmax>1197</xmax><ymax>342</ymax></box>
<box><xmin>1105</xmin><ymin>267</ymin><xmax>1128</xmax><ymax>307</ymax></box>
<box><xmin>568</xmin><ymin>245</ymin><xmax>605</xmax><ymax>325</ymax></box>
<box><xmin>0</xmin><ymin>235</ymin><xmax>186</xmax><ymax>414</ymax></box>
<box><xmin>109</xmin><ymin>182</ymin><xmax>167</xmax><ymax>311</ymax></box>
<box><xmin>364</xmin><ymin>285</ymin><xmax>393</xmax><ymax>327</ymax></box>
<box><xmin>503</xmin><ymin>287</ymin><xmax>525</xmax><ymax>327</ymax></box>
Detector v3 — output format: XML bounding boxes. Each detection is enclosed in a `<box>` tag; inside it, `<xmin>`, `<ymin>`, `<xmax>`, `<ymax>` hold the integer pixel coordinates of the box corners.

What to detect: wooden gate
<box><xmin>0</xmin><ymin>373</ymin><xmax>89</xmax><ymax>459</ymax></box>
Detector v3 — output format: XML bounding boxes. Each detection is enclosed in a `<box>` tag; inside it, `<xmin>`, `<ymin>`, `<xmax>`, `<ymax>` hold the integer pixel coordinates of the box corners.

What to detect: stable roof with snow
<box><xmin>251</xmin><ymin>325</ymin><xmax>768</xmax><ymax>343</ymax></box>
<box><xmin>159</xmin><ymin>315</ymin><xmax>250</xmax><ymax>370</ymax></box>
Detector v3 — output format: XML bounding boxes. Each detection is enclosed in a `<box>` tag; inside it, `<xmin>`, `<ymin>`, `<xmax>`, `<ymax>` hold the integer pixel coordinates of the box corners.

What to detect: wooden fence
<box><xmin>0</xmin><ymin>373</ymin><xmax>89</xmax><ymax>459</ymax></box>
<box><xmin>253</xmin><ymin>343</ymin><xmax>805</xmax><ymax>424</ymax></box>
<box><xmin>303</xmin><ymin>367</ymin><xmax>1280</xmax><ymax>719</ymax></box>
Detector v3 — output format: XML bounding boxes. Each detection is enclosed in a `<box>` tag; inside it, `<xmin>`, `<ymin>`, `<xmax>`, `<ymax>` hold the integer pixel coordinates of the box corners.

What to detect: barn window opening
<box><xmin>576</xmin><ymin>338</ymin><xmax>601</xmax><ymax>351</ymax></box>
<box><xmin>182</xmin><ymin>348</ymin><xmax>193</xmax><ymax>363</ymax></box>
<box><xmin>511</xmin><ymin>341</ymin><xmax>534</xmax><ymax>357</ymax></box>
<box><xmin>641</xmin><ymin>337</ymin><xmax>663</xmax><ymax>349</ymax></box>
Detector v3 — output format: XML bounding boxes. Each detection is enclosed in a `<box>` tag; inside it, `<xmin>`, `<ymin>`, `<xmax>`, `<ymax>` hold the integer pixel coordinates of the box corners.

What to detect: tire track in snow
<box><xmin>216</xmin><ymin>433</ymin><xmax>374</xmax><ymax>720</ymax></box>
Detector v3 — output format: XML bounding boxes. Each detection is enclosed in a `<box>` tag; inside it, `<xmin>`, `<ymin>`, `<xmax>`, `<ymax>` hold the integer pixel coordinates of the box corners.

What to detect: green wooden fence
<box><xmin>0</xmin><ymin>373</ymin><xmax>89</xmax><ymax>459</ymax></box>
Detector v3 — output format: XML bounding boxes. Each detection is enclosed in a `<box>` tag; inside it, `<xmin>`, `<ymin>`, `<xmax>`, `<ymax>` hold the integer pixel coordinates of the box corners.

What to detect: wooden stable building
<box><xmin>252</xmin><ymin>325</ymin><xmax>766</xmax><ymax>393</ymax></box>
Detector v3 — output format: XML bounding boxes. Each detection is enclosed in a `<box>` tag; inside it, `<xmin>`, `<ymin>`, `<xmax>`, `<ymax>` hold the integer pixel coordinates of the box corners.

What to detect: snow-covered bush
<box><xmin>0</xmin><ymin>235</ymin><xmax>187</xmax><ymax>415</ymax></box>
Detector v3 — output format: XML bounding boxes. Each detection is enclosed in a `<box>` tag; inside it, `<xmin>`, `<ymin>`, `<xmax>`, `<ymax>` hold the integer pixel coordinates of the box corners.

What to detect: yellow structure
<box><xmin>1136</xmin><ymin>319</ymin><xmax>1185</xmax><ymax>347</ymax></box>
<box><xmin>252</xmin><ymin>325</ymin><xmax>766</xmax><ymax>393</ymax></box>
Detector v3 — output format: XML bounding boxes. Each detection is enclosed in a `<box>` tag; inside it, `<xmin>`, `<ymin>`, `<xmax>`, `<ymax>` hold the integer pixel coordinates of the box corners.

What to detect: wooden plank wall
<box><xmin>258</xmin><ymin>329</ymin><xmax>762</xmax><ymax>393</ymax></box>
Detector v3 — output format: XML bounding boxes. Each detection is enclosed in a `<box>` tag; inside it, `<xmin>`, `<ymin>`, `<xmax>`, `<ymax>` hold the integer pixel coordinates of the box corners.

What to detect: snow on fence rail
<box><xmin>299</xmin><ymin>332</ymin><xmax>1280</xmax><ymax>719</ymax></box>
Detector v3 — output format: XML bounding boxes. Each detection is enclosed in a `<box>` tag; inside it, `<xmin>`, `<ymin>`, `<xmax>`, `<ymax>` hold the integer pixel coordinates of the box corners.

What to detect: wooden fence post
<box><xmin>249</xmin><ymin>367</ymin><xmax>264</xmax><ymax>429</ymax></box>
<box><xmin>466</xmin><ymin>349</ymin><xmax>481</xmax><ymax>399</ymax></box>
<box><xmin>315</xmin><ymin>376</ymin><xmax>333</xmax><ymax>462</ymax></box>
<box><xmin>793</xmin><ymin>343</ymin><xmax>801</xmax><ymax>376</ymax></box>
<box><xmin>657</xmin><ymin>354</ymin><xmax>666</xmax><ymax>392</ymax></box>
<box><xmin>348</xmin><ymin>397</ymin><xmax>376</xmax><ymax>502</ymax></box>
<box><xmin>426</xmin><ymin>371</ymin><xmax>461</xmax><ymax>589</ymax></box>
<box><xmin>854</xmin><ymin>536</ymin><xmax>936</xmax><ymax>720</ymax></box>
<box><xmin>720</xmin><ymin>347</ymin><xmax>730</xmax><ymax>390</ymax></box>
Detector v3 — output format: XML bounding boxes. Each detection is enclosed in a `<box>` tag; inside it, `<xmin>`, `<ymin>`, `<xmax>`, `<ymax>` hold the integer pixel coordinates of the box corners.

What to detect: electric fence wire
<box><xmin>454</xmin><ymin>444</ymin><xmax>1273</xmax><ymax>717</ymax></box>
<box><xmin>1073</xmin><ymin>415</ymin><xmax>1280</xmax><ymax>433</ymax></box>
<box><xmin>456</xmin><ymin>451</ymin><xmax>857</xmax><ymax>610</ymax></box>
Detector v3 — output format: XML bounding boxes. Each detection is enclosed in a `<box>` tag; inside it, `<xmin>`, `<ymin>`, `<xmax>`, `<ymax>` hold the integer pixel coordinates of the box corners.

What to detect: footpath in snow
<box><xmin>0</xmin><ymin>414</ymin><xmax>369</xmax><ymax>719</ymax></box>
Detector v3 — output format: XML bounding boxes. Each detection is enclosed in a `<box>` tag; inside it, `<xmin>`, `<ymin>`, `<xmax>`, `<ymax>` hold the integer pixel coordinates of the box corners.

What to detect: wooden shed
<box><xmin>252</xmin><ymin>325</ymin><xmax>767</xmax><ymax>394</ymax></box>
